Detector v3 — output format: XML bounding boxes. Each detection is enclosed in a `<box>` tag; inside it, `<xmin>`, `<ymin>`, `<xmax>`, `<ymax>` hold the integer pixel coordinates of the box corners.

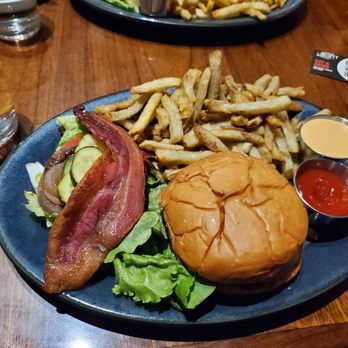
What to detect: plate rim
<box><xmin>77</xmin><ymin>0</ymin><xmax>307</xmax><ymax>29</ymax></box>
<box><xmin>1</xmin><ymin>90</ymin><xmax>348</xmax><ymax>327</ymax></box>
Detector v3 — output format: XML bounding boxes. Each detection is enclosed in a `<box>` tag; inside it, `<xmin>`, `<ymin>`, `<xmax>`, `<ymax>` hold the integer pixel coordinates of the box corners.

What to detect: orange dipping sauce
<box><xmin>300</xmin><ymin>117</ymin><xmax>348</xmax><ymax>159</ymax></box>
<box><xmin>296</xmin><ymin>168</ymin><xmax>348</xmax><ymax>217</ymax></box>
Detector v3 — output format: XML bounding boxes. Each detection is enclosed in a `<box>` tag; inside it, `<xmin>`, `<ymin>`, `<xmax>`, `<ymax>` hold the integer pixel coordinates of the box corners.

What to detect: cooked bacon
<box><xmin>43</xmin><ymin>108</ymin><xmax>145</xmax><ymax>294</ymax></box>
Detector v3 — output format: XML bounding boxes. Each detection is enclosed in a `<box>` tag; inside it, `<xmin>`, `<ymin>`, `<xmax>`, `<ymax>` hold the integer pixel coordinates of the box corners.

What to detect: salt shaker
<box><xmin>0</xmin><ymin>95</ymin><xmax>19</xmax><ymax>164</ymax></box>
<box><xmin>0</xmin><ymin>0</ymin><xmax>40</xmax><ymax>42</ymax></box>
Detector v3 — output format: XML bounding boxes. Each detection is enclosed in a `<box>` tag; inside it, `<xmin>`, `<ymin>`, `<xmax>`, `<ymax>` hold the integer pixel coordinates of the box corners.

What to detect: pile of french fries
<box><xmin>95</xmin><ymin>50</ymin><xmax>331</xmax><ymax>181</ymax></box>
<box><xmin>171</xmin><ymin>0</ymin><xmax>288</xmax><ymax>21</ymax></box>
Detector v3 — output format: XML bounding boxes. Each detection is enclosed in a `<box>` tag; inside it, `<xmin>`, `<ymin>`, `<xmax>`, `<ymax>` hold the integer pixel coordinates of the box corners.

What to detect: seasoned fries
<box><xmin>170</xmin><ymin>0</ymin><xmax>286</xmax><ymax>21</ymax></box>
<box><xmin>129</xmin><ymin>93</ymin><xmax>162</xmax><ymax>135</ymax></box>
<box><xmin>207</xmin><ymin>96</ymin><xmax>292</xmax><ymax>116</ymax></box>
<box><xmin>96</xmin><ymin>50</ymin><xmax>327</xmax><ymax>181</ymax></box>
<box><xmin>156</xmin><ymin>149</ymin><xmax>213</xmax><ymax>166</ymax></box>
<box><xmin>131</xmin><ymin>78</ymin><xmax>181</xmax><ymax>94</ymax></box>
<box><xmin>211</xmin><ymin>2</ymin><xmax>270</xmax><ymax>20</ymax></box>
<box><xmin>161</xmin><ymin>94</ymin><xmax>184</xmax><ymax>144</ymax></box>
<box><xmin>193</xmin><ymin>124</ymin><xmax>229</xmax><ymax>152</ymax></box>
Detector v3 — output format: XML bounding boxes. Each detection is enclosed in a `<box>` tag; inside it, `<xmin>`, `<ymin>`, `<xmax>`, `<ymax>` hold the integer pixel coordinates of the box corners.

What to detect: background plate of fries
<box><xmin>1</xmin><ymin>87</ymin><xmax>348</xmax><ymax>329</ymax></box>
<box><xmin>79</xmin><ymin>0</ymin><xmax>305</xmax><ymax>28</ymax></box>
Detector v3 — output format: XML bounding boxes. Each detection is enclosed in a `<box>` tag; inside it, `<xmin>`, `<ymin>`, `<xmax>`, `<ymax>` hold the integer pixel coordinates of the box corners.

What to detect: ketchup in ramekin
<box><xmin>296</xmin><ymin>168</ymin><xmax>348</xmax><ymax>217</ymax></box>
<box><xmin>294</xmin><ymin>158</ymin><xmax>348</xmax><ymax>222</ymax></box>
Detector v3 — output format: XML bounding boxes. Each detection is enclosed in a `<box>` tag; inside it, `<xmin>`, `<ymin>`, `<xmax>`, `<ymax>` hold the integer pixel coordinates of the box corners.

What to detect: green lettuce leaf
<box><xmin>104</xmin><ymin>211</ymin><xmax>158</xmax><ymax>263</ymax></box>
<box><xmin>186</xmin><ymin>278</ymin><xmax>216</xmax><ymax>310</ymax></box>
<box><xmin>56</xmin><ymin>115</ymin><xmax>86</xmax><ymax>148</ymax></box>
<box><xmin>105</xmin><ymin>0</ymin><xmax>139</xmax><ymax>12</ymax></box>
<box><xmin>107</xmin><ymin>182</ymin><xmax>216</xmax><ymax>310</ymax></box>
<box><xmin>146</xmin><ymin>175</ymin><xmax>160</xmax><ymax>186</ymax></box>
<box><xmin>24</xmin><ymin>191</ymin><xmax>58</xmax><ymax>227</ymax></box>
<box><xmin>112</xmin><ymin>258</ymin><xmax>177</xmax><ymax>303</ymax></box>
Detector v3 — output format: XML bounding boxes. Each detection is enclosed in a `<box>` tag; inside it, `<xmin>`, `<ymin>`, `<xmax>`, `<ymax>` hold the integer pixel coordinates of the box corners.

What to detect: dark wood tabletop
<box><xmin>1</xmin><ymin>0</ymin><xmax>348</xmax><ymax>346</ymax></box>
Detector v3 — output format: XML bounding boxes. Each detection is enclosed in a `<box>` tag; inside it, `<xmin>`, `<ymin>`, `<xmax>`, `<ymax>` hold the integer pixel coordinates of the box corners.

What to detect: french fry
<box><xmin>207</xmin><ymin>50</ymin><xmax>222</xmax><ymax>100</ymax></box>
<box><xmin>263</xmin><ymin>75</ymin><xmax>280</xmax><ymax>97</ymax></box>
<box><xmin>129</xmin><ymin>92</ymin><xmax>163</xmax><ymax>135</ymax></box>
<box><xmin>290</xmin><ymin>116</ymin><xmax>300</xmax><ymax>132</ymax></box>
<box><xmin>131</xmin><ymin>77</ymin><xmax>181</xmax><ymax>94</ymax></box>
<box><xmin>95</xmin><ymin>94</ymin><xmax>141</xmax><ymax>113</ymax></box>
<box><xmin>231</xmin><ymin>115</ymin><xmax>248</xmax><ymax>127</ymax></box>
<box><xmin>213</xmin><ymin>0</ymin><xmax>230</xmax><ymax>7</ymax></box>
<box><xmin>212</xmin><ymin>2</ymin><xmax>270</xmax><ymax>20</ymax></box>
<box><xmin>254</xmin><ymin>74</ymin><xmax>272</xmax><ymax>91</ymax></box>
<box><xmin>139</xmin><ymin>140</ymin><xmax>184</xmax><ymax>152</ymax></box>
<box><xmin>273</xmin><ymin>127</ymin><xmax>295</xmax><ymax>179</ymax></box>
<box><xmin>151</xmin><ymin>123</ymin><xmax>162</xmax><ymax>141</ymax></box>
<box><xmin>244</xmin><ymin>83</ymin><xmax>264</xmax><ymax>97</ymax></box>
<box><xmin>117</xmin><ymin>119</ymin><xmax>135</xmax><ymax>130</ymax></box>
<box><xmin>192</xmin><ymin>67</ymin><xmax>211</xmax><ymax>123</ymax></box>
<box><xmin>246</xmin><ymin>116</ymin><xmax>263</xmax><ymax>129</ymax></box>
<box><xmin>264</xmin><ymin>124</ymin><xmax>275</xmax><ymax>151</ymax></box>
<box><xmin>253</xmin><ymin>125</ymin><xmax>265</xmax><ymax>136</ymax></box>
<box><xmin>161</xmin><ymin>94</ymin><xmax>184</xmax><ymax>144</ymax></box>
<box><xmin>156</xmin><ymin>149</ymin><xmax>213</xmax><ymax>166</ymax></box>
<box><xmin>264</xmin><ymin>124</ymin><xmax>283</xmax><ymax>162</ymax></box>
<box><xmin>241</xmin><ymin>90</ymin><xmax>255</xmax><ymax>102</ymax></box>
<box><xmin>245</xmin><ymin>8</ymin><xmax>267</xmax><ymax>20</ymax></box>
<box><xmin>288</xmin><ymin>102</ymin><xmax>302</xmax><ymax>112</ymax></box>
<box><xmin>195</xmin><ymin>8</ymin><xmax>209</xmax><ymax>19</ymax></box>
<box><xmin>277</xmin><ymin>86</ymin><xmax>305</xmax><ymax>98</ymax></box>
<box><xmin>156</xmin><ymin>107</ymin><xmax>170</xmax><ymax>131</ymax></box>
<box><xmin>231</xmin><ymin>142</ymin><xmax>252</xmax><ymax>154</ymax></box>
<box><xmin>208</xmin><ymin>96</ymin><xmax>292</xmax><ymax>115</ymax></box>
<box><xmin>171</xmin><ymin>87</ymin><xmax>191</xmax><ymax>119</ymax></box>
<box><xmin>257</xmin><ymin>145</ymin><xmax>273</xmax><ymax>163</ymax></box>
<box><xmin>199</xmin><ymin>111</ymin><xmax>229</xmax><ymax>123</ymax></box>
<box><xmin>110</xmin><ymin>94</ymin><xmax>151</xmax><ymax>121</ymax></box>
<box><xmin>178</xmin><ymin>7</ymin><xmax>192</xmax><ymax>20</ymax></box>
<box><xmin>182</xmin><ymin>120</ymin><xmax>232</xmax><ymax>148</ymax></box>
<box><xmin>278</xmin><ymin>0</ymin><xmax>287</xmax><ymax>8</ymax></box>
<box><xmin>233</xmin><ymin>91</ymin><xmax>252</xmax><ymax>104</ymax></box>
<box><xmin>219</xmin><ymin>83</ymin><xmax>228</xmax><ymax>101</ymax></box>
<box><xmin>210</xmin><ymin>128</ymin><xmax>265</xmax><ymax>145</ymax></box>
<box><xmin>224</xmin><ymin>75</ymin><xmax>240</xmax><ymax>101</ymax></box>
<box><xmin>266</xmin><ymin>114</ymin><xmax>283</xmax><ymax>128</ymax></box>
<box><xmin>193</xmin><ymin>124</ymin><xmax>229</xmax><ymax>152</ymax></box>
<box><xmin>249</xmin><ymin>146</ymin><xmax>262</xmax><ymax>159</ymax></box>
<box><xmin>182</xmin><ymin>68</ymin><xmax>201</xmax><ymax>104</ymax></box>
<box><xmin>313</xmin><ymin>108</ymin><xmax>332</xmax><ymax>116</ymax></box>
<box><xmin>277</xmin><ymin>111</ymin><xmax>300</xmax><ymax>153</ymax></box>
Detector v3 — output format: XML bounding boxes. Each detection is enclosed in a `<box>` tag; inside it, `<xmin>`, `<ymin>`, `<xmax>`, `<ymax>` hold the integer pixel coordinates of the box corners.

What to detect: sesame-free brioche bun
<box><xmin>159</xmin><ymin>152</ymin><xmax>308</xmax><ymax>295</ymax></box>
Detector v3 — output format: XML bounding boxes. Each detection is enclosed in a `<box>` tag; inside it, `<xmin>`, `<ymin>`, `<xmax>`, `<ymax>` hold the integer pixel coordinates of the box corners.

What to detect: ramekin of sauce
<box><xmin>300</xmin><ymin>115</ymin><xmax>348</xmax><ymax>163</ymax></box>
<box><xmin>294</xmin><ymin>158</ymin><xmax>348</xmax><ymax>225</ymax></box>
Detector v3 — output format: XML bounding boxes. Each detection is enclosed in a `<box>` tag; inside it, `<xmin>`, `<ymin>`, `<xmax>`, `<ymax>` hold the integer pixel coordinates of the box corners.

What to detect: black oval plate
<box><xmin>78</xmin><ymin>0</ymin><xmax>306</xmax><ymax>29</ymax></box>
<box><xmin>0</xmin><ymin>91</ymin><xmax>347</xmax><ymax>327</ymax></box>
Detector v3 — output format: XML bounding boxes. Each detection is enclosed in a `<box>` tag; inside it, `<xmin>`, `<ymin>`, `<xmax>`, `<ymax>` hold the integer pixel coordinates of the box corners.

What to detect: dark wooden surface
<box><xmin>1</xmin><ymin>0</ymin><xmax>348</xmax><ymax>346</ymax></box>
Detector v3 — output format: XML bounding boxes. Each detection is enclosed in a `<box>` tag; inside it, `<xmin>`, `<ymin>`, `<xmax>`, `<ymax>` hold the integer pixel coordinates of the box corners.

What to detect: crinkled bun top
<box><xmin>159</xmin><ymin>152</ymin><xmax>308</xmax><ymax>285</ymax></box>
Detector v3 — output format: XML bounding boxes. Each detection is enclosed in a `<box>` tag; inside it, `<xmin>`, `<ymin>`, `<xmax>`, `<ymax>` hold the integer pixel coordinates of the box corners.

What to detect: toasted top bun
<box><xmin>159</xmin><ymin>152</ymin><xmax>308</xmax><ymax>292</ymax></box>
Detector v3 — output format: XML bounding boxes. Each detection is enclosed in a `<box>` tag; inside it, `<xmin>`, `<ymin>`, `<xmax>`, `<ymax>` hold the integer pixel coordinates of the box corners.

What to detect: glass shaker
<box><xmin>0</xmin><ymin>94</ymin><xmax>19</xmax><ymax>164</ymax></box>
<box><xmin>0</xmin><ymin>0</ymin><xmax>40</xmax><ymax>42</ymax></box>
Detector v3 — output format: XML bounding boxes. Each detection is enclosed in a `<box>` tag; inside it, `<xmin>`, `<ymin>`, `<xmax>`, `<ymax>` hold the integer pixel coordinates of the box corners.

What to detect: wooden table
<box><xmin>1</xmin><ymin>0</ymin><xmax>348</xmax><ymax>346</ymax></box>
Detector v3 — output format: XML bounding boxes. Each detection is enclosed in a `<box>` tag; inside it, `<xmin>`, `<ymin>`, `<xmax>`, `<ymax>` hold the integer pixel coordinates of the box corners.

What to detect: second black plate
<box><xmin>78</xmin><ymin>0</ymin><xmax>306</xmax><ymax>29</ymax></box>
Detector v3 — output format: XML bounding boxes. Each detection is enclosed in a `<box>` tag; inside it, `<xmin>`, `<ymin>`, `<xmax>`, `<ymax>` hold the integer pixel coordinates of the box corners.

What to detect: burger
<box><xmin>159</xmin><ymin>152</ymin><xmax>308</xmax><ymax>295</ymax></box>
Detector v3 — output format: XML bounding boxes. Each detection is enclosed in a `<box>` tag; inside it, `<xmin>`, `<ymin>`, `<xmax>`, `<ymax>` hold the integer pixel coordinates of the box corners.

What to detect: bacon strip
<box><xmin>43</xmin><ymin>107</ymin><xmax>145</xmax><ymax>294</ymax></box>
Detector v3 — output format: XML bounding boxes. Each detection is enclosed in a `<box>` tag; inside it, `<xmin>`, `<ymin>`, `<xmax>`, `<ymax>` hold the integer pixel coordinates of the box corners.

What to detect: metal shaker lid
<box><xmin>0</xmin><ymin>0</ymin><xmax>36</xmax><ymax>14</ymax></box>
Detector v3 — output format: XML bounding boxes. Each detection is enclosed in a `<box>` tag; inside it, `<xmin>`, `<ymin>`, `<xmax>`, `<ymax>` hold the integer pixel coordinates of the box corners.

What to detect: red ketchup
<box><xmin>296</xmin><ymin>168</ymin><xmax>348</xmax><ymax>217</ymax></box>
